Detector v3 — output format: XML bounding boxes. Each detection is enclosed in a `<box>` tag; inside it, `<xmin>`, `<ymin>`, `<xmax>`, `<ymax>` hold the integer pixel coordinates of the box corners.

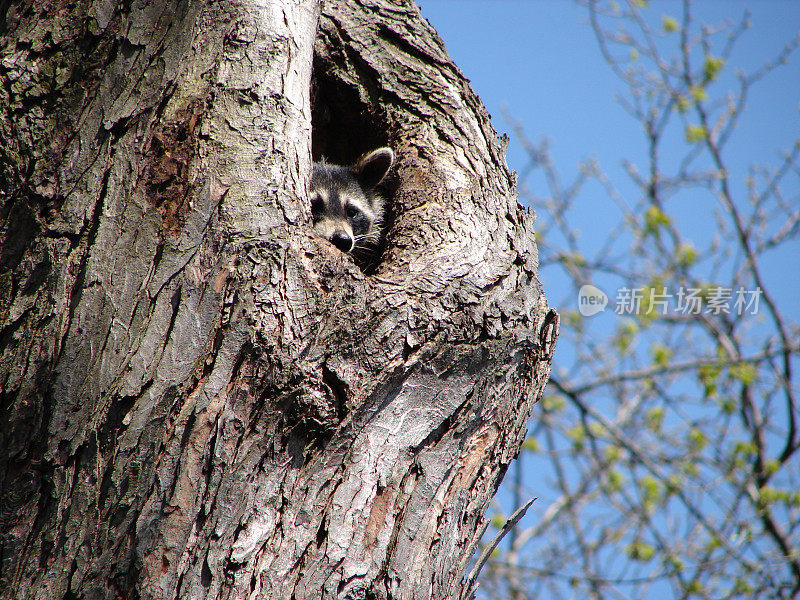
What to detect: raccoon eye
<box><xmin>310</xmin><ymin>194</ymin><xmax>323</xmax><ymax>212</ymax></box>
<box><xmin>345</xmin><ymin>204</ymin><xmax>360</xmax><ymax>218</ymax></box>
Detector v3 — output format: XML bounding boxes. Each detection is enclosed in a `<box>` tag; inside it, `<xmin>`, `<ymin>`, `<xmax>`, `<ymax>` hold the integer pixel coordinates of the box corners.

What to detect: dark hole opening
<box><xmin>310</xmin><ymin>57</ymin><xmax>399</xmax><ymax>272</ymax></box>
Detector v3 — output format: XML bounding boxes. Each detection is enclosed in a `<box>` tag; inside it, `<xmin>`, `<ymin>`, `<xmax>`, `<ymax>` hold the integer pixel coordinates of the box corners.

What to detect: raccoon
<box><xmin>310</xmin><ymin>147</ymin><xmax>394</xmax><ymax>254</ymax></box>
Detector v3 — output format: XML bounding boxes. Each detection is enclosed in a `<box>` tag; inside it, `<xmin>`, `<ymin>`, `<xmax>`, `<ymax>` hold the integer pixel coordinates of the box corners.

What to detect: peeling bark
<box><xmin>0</xmin><ymin>1</ymin><xmax>555</xmax><ymax>599</ymax></box>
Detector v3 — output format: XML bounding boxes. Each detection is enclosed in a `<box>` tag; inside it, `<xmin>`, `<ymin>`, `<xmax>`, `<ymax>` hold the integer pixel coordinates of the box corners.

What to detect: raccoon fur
<box><xmin>310</xmin><ymin>147</ymin><xmax>394</xmax><ymax>254</ymax></box>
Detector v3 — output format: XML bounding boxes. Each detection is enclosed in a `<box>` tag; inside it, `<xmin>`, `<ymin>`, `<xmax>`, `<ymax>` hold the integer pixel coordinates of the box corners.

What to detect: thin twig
<box><xmin>463</xmin><ymin>497</ymin><xmax>537</xmax><ymax>599</ymax></box>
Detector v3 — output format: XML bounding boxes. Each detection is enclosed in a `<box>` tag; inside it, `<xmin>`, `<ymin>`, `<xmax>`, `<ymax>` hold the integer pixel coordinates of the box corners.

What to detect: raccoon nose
<box><xmin>330</xmin><ymin>231</ymin><xmax>353</xmax><ymax>253</ymax></box>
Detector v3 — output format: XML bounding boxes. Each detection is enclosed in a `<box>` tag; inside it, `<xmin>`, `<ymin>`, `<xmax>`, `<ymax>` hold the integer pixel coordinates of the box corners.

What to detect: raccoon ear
<box><xmin>353</xmin><ymin>147</ymin><xmax>394</xmax><ymax>189</ymax></box>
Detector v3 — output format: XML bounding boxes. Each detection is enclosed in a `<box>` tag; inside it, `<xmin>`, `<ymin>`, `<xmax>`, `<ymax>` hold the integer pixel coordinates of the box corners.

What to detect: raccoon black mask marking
<box><xmin>310</xmin><ymin>147</ymin><xmax>394</xmax><ymax>254</ymax></box>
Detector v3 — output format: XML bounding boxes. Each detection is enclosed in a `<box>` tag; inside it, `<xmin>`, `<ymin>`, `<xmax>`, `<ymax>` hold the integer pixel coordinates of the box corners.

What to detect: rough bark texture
<box><xmin>0</xmin><ymin>1</ymin><xmax>555</xmax><ymax>599</ymax></box>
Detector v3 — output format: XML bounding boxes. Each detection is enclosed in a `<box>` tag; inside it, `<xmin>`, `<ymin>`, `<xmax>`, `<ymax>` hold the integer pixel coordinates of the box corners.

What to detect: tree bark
<box><xmin>0</xmin><ymin>1</ymin><xmax>555</xmax><ymax>599</ymax></box>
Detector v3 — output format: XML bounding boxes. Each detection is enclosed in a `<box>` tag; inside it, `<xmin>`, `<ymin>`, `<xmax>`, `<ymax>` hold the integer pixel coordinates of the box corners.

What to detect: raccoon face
<box><xmin>310</xmin><ymin>147</ymin><xmax>394</xmax><ymax>254</ymax></box>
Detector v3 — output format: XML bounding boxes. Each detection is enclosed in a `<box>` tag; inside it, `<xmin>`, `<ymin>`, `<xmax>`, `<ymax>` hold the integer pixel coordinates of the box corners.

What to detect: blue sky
<box><xmin>414</xmin><ymin>0</ymin><xmax>800</xmax><ymax>593</ymax></box>
<box><xmin>416</xmin><ymin>0</ymin><xmax>800</xmax><ymax>310</ymax></box>
<box><xmin>416</xmin><ymin>0</ymin><xmax>799</xmax><ymax>185</ymax></box>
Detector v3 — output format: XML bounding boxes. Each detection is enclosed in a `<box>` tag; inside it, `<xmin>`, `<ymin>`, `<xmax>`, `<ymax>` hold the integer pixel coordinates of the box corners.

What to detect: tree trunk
<box><xmin>0</xmin><ymin>1</ymin><xmax>555</xmax><ymax>599</ymax></box>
